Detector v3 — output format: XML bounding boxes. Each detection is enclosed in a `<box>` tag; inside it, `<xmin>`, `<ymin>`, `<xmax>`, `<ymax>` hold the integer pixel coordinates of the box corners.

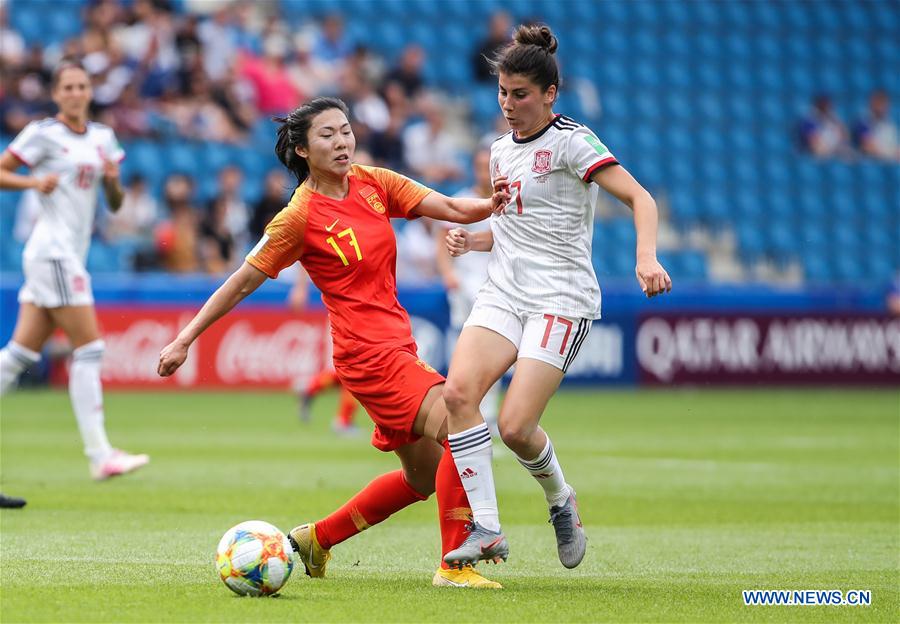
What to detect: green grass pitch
<box><xmin>1</xmin><ymin>388</ymin><xmax>897</xmax><ymax>623</ymax></box>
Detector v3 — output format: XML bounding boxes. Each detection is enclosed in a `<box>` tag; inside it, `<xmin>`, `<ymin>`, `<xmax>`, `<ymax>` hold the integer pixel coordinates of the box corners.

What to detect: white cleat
<box><xmin>90</xmin><ymin>449</ymin><xmax>150</xmax><ymax>481</ymax></box>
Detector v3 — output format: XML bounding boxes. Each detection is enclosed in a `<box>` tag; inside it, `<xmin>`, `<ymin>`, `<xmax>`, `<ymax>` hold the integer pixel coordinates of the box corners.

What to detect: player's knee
<box><xmin>499</xmin><ymin>421</ymin><xmax>536</xmax><ymax>454</ymax></box>
<box><xmin>442</xmin><ymin>379</ymin><xmax>478</xmax><ymax>415</ymax></box>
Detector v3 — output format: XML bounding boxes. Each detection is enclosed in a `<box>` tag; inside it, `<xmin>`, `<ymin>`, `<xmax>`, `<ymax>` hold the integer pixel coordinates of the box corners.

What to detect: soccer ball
<box><xmin>215</xmin><ymin>520</ymin><xmax>295</xmax><ymax>596</ymax></box>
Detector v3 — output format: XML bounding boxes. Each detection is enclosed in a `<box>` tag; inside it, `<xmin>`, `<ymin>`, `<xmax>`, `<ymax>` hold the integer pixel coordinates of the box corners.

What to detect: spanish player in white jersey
<box><xmin>441</xmin><ymin>25</ymin><xmax>672</xmax><ymax>570</ymax></box>
<box><xmin>0</xmin><ymin>59</ymin><xmax>149</xmax><ymax>483</ymax></box>
<box><xmin>434</xmin><ymin>147</ymin><xmax>501</xmax><ymax>437</ymax></box>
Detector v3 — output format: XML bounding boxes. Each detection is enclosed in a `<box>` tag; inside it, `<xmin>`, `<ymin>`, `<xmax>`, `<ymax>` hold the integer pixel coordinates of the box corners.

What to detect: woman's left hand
<box><xmin>490</xmin><ymin>175</ymin><xmax>510</xmax><ymax>214</ymax></box>
<box><xmin>158</xmin><ymin>340</ymin><xmax>189</xmax><ymax>377</ymax></box>
<box><xmin>635</xmin><ymin>256</ymin><xmax>672</xmax><ymax>298</ymax></box>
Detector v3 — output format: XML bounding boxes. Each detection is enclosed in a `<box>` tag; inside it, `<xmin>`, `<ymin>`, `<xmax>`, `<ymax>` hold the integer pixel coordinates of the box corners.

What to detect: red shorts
<box><xmin>334</xmin><ymin>345</ymin><xmax>445</xmax><ymax>452</ymax></box>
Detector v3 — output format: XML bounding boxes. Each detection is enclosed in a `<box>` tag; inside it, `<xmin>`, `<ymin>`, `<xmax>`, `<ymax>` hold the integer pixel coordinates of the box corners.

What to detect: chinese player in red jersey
<box><xmin>159</xmin><ymin>97</ymin><xmax>509</xmax><ymax>588</ymax></box>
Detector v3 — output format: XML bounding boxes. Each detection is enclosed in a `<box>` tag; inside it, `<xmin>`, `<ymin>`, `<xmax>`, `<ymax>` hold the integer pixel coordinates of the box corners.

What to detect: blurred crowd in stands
<box><xmin>798</xmin><ymin>91</ymin><xmax>900</xmax><ymax>161</ymax></box>
<box><xmin>1</xmin><ymin>0</ymin><xmax>521</xmax><ymax>277</ymax></box>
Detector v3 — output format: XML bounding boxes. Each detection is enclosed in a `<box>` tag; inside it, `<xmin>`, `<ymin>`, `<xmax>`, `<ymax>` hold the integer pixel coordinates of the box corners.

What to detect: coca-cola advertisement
<box><xmin>51</xmin><ymin>307</ymin><xmax>331</xmax><ymax>389</ymax></box>
<box><xmin>636</xmin><ymin>314</ymin><xmax>900</xmax><ymax>385</ymax></box>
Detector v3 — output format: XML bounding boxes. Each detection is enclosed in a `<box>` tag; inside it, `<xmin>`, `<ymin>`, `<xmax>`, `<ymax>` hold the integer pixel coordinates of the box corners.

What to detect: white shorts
<box><xmin>18</xmin><ymin>256</ymin><xmax>94</xmax><ymax>308</ymax></box>
<box><xmin>464</xmin><ymin>297</ymin><xmax>592</xmax><ymax>373</ymax></box>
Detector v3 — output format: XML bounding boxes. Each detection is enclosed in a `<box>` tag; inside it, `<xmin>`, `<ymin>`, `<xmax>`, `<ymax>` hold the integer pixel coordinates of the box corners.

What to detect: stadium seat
<box><xmin>803</xmin><ymin>253</ymin><xmax>832</xmax><ymax>283</ymax></box>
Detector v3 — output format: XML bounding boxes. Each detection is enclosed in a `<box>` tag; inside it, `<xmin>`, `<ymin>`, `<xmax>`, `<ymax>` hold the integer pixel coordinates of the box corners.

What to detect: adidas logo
<box><xmin>460</xmin><ymin>468</ymin><xmax>477</xmax><ymax>479</ymax></box>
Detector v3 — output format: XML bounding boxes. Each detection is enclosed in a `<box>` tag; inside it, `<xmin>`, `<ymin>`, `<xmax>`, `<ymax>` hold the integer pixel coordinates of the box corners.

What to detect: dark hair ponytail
<box><xmin>273</xmin><ymin>97</ymin><xmax>350</xmax><ymax>185</ymax></box>
<box><xmin>489</xmin><ymin>24</ymin><xmax>560</xmax><ymax>94</ymax></box>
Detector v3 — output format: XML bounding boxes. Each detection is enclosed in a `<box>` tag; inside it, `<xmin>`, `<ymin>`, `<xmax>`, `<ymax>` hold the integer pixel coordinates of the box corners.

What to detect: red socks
<box><xmin>306</xmin><ymin>370</ymin><xmax>340</xmax><ymax>397</ymax></box>
<box><xmin>315</xmin><ymin>470</ymin><xmax>426</xmax><ymax>550</ymax></box>
<box><xmin>436</xmin><ymin>440</ymin><xmax>472</xmax><ymax>569</ymax></box>
<box><xmin>336</xmin><ymin>388</ymin><xmax>357</xmax><ymax>427</ymax></box>
<box><xmin>312</xmin><ymin>442</ymin><xmax>471</xmax><ymax>570</ymax></box>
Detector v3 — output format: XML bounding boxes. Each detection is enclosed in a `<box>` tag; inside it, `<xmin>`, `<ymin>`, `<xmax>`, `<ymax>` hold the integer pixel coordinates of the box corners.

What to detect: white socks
<box><xmin>69</xmin><ymin>340</ymin><xmax>113</xmax><ymax>464</ymax></box>
<box><xmin>0</xmin><ymin>342</ymin><xmax>40</xmax><ymax>395</ymax></box>
<box><xmin>448</xmin><ymin>422</ymin><xmax>501</xmax><ymax>532</ymax></box>
<box><xmin>516</xmin><ymin>437</ymin><xmax>571</xmax><ymax>509</ymax></box>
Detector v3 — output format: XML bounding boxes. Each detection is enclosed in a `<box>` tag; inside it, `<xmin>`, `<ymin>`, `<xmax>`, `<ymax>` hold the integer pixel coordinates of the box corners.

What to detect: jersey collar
<box><xmin>512</xmin><ymin>114</ymin><xmax>560</xmax><ymax>144</ymax></box>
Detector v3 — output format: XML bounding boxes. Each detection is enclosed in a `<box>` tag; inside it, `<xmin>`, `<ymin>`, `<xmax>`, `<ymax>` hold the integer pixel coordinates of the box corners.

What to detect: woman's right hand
<box><xmin>446</xmin><ymin>228</ymin><xmax>472</xmax><ymax>257</ymax></box>
<box><xmin>34</xmin><ymin>174</ymin><xmax>59</xmax><ymax>194</ymax></box>
<box><xmin>158</xmin><ymin>340</ymin><xmax>189</xmax><ymax>377</ymax></box>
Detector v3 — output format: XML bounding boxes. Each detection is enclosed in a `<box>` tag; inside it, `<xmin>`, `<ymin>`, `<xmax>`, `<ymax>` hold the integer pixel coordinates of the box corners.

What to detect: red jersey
<box><xmin>247</xmin><ymin>164</ymin><xmax>432</xmax><ymax>363</ymax></box>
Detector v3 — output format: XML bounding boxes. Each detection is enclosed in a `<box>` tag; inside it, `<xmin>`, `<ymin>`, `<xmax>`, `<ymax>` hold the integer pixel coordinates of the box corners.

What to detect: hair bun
<box><xmin>514</xmin><ymin>24</ymin><xmax>558</xmax><ymax>54</ymax></box>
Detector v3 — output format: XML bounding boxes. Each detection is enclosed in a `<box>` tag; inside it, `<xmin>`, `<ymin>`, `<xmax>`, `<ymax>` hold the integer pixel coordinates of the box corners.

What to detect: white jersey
<box><xmin>486</xmin><ymin>115</ymin><xmax>617</xmax><ymax>319</ymax></box>
<box><xmin>7</xmin><ymin>118</ymin><xmax>124</xmax><ymax>263</ymax></box>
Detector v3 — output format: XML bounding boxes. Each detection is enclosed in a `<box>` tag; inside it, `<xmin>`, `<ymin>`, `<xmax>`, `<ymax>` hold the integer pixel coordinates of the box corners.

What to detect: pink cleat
<box><xmin>90</xmin><ymin>449</ymin><xmax>150</xmax><ymax>481</ymax></box>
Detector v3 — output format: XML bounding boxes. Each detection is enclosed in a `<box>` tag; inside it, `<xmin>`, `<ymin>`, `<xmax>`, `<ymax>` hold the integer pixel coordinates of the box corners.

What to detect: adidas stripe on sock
<box><xmin>516</xmin><ymin>437</ymin><xmax>571</xmax><ymax>509</ymax></box>
<box><xmin>447</xmin><ymin>422</ymin><xmax>500</xmax><ymax>532</ymax></box>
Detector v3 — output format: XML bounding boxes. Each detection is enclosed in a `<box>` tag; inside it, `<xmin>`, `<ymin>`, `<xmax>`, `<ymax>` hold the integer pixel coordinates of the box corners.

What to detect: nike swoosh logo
<box><xmin>481</xmin><ymin>537</ymin><xmax>503</xmax><ymax>553</ymax></box>
<box><xmin>325</xmin><ymin>218</ymin><xmax>339</xmax><ymax>232</ymax></box>
<box><xmin>443</xmin><ymin>578</ymin><xmax>468</xmax><ymax>587</ymax></box>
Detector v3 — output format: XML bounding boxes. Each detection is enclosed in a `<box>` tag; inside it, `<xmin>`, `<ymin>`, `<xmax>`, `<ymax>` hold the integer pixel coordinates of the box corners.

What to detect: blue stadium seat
<box><xmin>0</xmin><ymin>240</ymin><xmax>24</xmax><ymax>273</ymax></box>
<box><xmin>736</xmin><ymin>222</ymin><xmax>765</xmax><ymax>263</ymax></box>
<box><xmin>767</xmin><ymin>222</ymin><xmax>797</xmax><ymax>266</ymax></box>
<box><xmin>833</xmin><ymin>254</ymin><xmax>865</xmax><ymax>283</ymax></box>
<box><xmin>163</xmin><ymin>142</ymin><xmax>201</xmax><ymax>178</ymax></box>
<box><xmin>87</xmin><ymin>241</ymin><xmax>121</xmax><ymax>273</ymax></box>
<box><xmin>679</xmin><ymin>250</ymin><xmax>708</xmax><ymax>282</ymax></box>
<box><xmin>803</xmin><ymin>253</ymin><xmax>832</xmax><ymax>283</ymax></box>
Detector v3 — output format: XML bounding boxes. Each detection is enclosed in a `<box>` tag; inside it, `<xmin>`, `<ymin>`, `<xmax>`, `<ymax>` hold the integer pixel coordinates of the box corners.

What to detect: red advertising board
<box><xmin>52</xmin><ymin>307</ymin><xmax>331</xmax><ymax>389</ymax></box>
<box><xmin>636</xmin><ymin>314</ymin><xmax>900</xmax><ymax>385</ymax></box>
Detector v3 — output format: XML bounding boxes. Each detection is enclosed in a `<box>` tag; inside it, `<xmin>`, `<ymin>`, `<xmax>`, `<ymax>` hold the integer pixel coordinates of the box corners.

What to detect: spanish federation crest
<box><xmin>532</xmin><ymin>149</ymin><xmax>552</xmax><ymax>174</ymax></box>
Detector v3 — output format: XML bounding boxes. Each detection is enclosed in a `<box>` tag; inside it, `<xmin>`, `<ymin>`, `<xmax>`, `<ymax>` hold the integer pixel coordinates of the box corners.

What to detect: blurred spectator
<box><xmin>84</xmin><ymin>0</ymin><xmax>123</xmax><ymax>33</ymax></box>
<box><xmin>854</xmin><ymin>90</ymin><xmax>900</xmax><ymax>161</ymax></box>
<box><xmin>383</xmin><ymin>45</ymin><xmax>426</xmax><ymax>100</ymax></box>
<box><xmin>346</xmin><ymin>44</ymin><xmax>386</xmax><ymax>87</ymax></box>
<box><xmin>340</xmin><ymin>69</ymin><xmax>389</xmax><ymax>148</ymax></box>
<box><xmin>238</xmin><ymin>34</ymin><xmax>302</xmax><ymax>114</ymax></box>
<box><xmin>197</xmin><ymin>5</ymin><xmax>238</xmax><ymax>82</ymax></box>
<box><xmin>288</xmin><ymin>32</ymin><xmax>338</xmax><ymax>99</ymax></box>
<box><xmin>479</xmin><ymin>113</ymin><xmax>512</xmax><ymax>148</ymax></box>
<box><xmin>396</xmin><ymin>217</ymin><xmax>439</xmax><ymax>284</ymax></box>
<box><xmin>472</xmin><ymin>11</ymin><xmax>511</xmax><ymax>83</ymax></box>
<box><xmin>199</xmin><ymin>196</ymin><xmax>236</xmax><ymax>274</ymax></box>
<box><xmin>314</xmin><ymin>14</ymin><xmax>353</xmax><ymax>64</ymax></box>
<box><xmin>91</xmin><ymin>41</ymin><xmax>135</xmax><ymax>110</ymax></box>
<box><xmin>209</xmin><ymin>165</ymin><xmax>250</xmax><ymax>253</ymax></box>
<box><xmin>0</xmin><ymin>3</ymin><xmax>25</xmax><ymax>66</ymax></box>
<box><xmin>209</xmin><ymin>64</ymin><xmax>257</xmax><ymax>134</ymax></box>
<box><xmin>369</xmin><ymin>107</ymin><xmax>408</xmax><ymax>171</ymax></box>
<box><xmin>112</xmin><ymin>0</ymin><xmax>181</xmax><ymax>98</ymax></box>
<box><xmin>182</xmin><ymin>70</ymin><xmax>245</xmax><ymax>142</ymax></box>
<box><xmin>104</xmin><ymin>174</ymin><xmax>159</xmax><ymax>242</ymax></box>
<box><xmin>175</xmin><ymin>14</ymin><xmax>204</xmax><ymax>89</ymax></box>
<box><xmin>250</xmin><ymin>170</ymin><xmax>290</xmax><ymax>240</ymax></box>
<box><xmin>402</xmin><ymin>95</ymin><xmax>464</xmax><ymax>185</ymax></box>
<box><xmin>798</xmin><ymin>95</ymin><xmax>851</xmax><ymax>158</ymax></box>
<box><xmin>156</xmin><ymin>174</ymin><xmax>200</xmax><ymax>273</ymax></box>
<box><xmin>100</xmin><ymin>82</ymin><xmax>154</xmax><ymax>139</ymax></box>
<box><xmin>1</xmin><ymin>72</ymin><xmax>53</xmax><ymax>135</ymax></box>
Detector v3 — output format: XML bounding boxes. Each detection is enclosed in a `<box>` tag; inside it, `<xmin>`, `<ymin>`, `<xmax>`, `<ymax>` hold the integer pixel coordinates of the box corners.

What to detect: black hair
<box><xmin>51</xmin><ymin>58</ymin><xmax>88</xmax><ymax>89</ymax></box>
<box><xmin>489</xmin><ymin>24</ymin><xmax>560</xmax><ymax>95</ymax></box>
<box><xmin>273</xmin><ymin>97</ymin><xmax>351</xmax><ymax>185</ymax></box>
